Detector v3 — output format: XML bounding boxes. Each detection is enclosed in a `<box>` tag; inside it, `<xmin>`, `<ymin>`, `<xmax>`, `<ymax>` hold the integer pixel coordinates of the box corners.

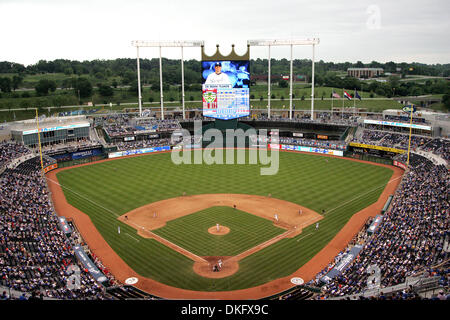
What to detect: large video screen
<box><xmin>202</xmin><ymin>60</ymin><xmax>250</xmax><ymax>120</ymax></box>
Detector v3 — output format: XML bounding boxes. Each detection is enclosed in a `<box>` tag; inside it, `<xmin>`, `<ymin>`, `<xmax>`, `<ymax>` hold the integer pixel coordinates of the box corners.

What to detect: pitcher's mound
<box><xmin>208</xmin><ymin>226</ymin><xmax>230</xmax><ymax>235</ymax></box>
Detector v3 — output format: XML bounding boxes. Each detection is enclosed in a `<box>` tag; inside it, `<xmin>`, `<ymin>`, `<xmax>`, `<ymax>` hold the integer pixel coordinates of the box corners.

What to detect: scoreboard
<box><xmin>202</xmin><ymin>60</ymin><xmax>250</xmax><ymax>120</ymax></box>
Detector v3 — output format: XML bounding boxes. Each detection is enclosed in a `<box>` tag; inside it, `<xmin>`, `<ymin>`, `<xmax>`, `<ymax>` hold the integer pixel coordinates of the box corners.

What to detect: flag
<box><xmin>354</xmin><ymin>90</ymin><xmax>362</xmax><ymax>100</ymax></box>
<box><xmin>332</xmin><ymin>91</ymin><xmax>341</xmax><ymax>99</ymax></box>
<box><xmin>343</xmin><ymin>91</ymin><xmax>352</xmax><ymax>100</ymax></box>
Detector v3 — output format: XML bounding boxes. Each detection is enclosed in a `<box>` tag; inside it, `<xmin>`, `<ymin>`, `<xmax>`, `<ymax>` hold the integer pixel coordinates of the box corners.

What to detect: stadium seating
<box><xmin>311</xmin><ymin>153</ymin><xmax>449</xmax><ymax>300</ymax></box>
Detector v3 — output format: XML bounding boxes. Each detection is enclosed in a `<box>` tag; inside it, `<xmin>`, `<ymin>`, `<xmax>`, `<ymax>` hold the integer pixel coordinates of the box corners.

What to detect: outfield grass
<box><xmin>56</xmin><ymin>150</ymin><xmax>393</xmax><ymax>291</ymax></box>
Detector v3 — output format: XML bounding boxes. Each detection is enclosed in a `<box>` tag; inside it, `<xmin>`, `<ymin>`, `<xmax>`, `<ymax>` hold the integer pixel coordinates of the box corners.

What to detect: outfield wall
<box><xmin>108</xmin><ymin>146</ymin><xmax>171</xmax><ymax>158</ymax></box>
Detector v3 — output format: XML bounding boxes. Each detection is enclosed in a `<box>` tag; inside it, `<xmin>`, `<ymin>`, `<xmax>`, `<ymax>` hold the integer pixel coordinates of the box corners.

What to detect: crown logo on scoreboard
<box><xmin>204</xmin><ymin>90</ymin><xmax>217</xmax><ymax>103</ymax></box>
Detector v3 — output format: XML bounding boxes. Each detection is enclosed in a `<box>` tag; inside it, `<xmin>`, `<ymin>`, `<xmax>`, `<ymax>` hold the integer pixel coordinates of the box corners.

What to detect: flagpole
<box><xmin>331</xmin><ymin>88</ymin><xmax>334</xmax><ymax>114</ymax></box>
<box><xmin>354</xmin><ymin>88</ymin><xmax>356</xmax><ymax>116</ymax></box>
<box><xmin>342</xmin><ymin>88</ymin><xmax>344</xmax><ymax>119</ymax></box>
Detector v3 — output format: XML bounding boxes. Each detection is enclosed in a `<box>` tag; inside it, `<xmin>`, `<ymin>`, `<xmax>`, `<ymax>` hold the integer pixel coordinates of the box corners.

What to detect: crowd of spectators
<box><xmin>279</xmin><ymin>137</ymin><xmax>347</xmax><ymax>150</ymax></box>
<box><xmin>0</xmin><ymin>156</ymin><xmax>111</xmax><ymax>300</ymax></box>
<box><xmin>354</xmin><ymin>130</ymin><xmax>432</xmax><ymax>150</ymax></box>
<box><xmin>313</xmin><ymin>153</ymin><xmax>449</xmax><ymax>299</ymax></box>
<box><xmin>102</xmin><ymin>114</ymin><xmax>182</xmax><ymax>138</ymax></box>
<box><xmin>309</xmin><ymin>218</ymin><xmax>374</xmax><ymax>286</ymax></box>
<box><xmin>0</xmin><ymin>141</ymin><xmax>31</xmax><ymax>168</ymax></box>
<box><xmin>134</xmin><ymin>119</ymin><xmax>181</xmax><ymax>132</ymax></box>
<box><xmin>33</xmin><ymin>138</ymin><xmax>101</xmax><ymax>155</ymax></box>
<box><xmin>115</xmin><ymin>138</ymin><xmax>171</xmax><ymax>151</ymax></box>
<box><xmin>419</xmin><ymin>138</ymin><xmax>450</xmax><ymax>161</ymax></box>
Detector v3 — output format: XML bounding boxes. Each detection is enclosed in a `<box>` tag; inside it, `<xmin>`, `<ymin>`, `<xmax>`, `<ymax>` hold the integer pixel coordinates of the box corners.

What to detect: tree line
<box><xmin>0</xmin><ymin>58</ymin><xmax>449</xmax><ymax>110</ymax></box>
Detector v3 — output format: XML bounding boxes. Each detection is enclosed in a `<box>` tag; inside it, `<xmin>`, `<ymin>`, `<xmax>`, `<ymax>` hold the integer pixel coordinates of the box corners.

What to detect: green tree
<box><xmin>98</xmin><ymin>84</ymin><xmax>114</xmax><ymax>97</ymax></box>
<box><xmin>278</xmin><ymin>79</ymin><xmax>288</xmax><ymax>88</ymax></box>
<box><xmin>12</xmin><ymin>75</ymin><xmax>24</xmax><ymax>90</ymax></box>
<box><xmin>35</xmin><ymin>79</ymin><xmax>57</xmax><ymax>96</ymax></box>
<box><xmin>442</xmin><ymin>93</ymin><xmax>450</xmax><ymax>110</ymax></box>
<box><xmin>0</xmin><ymin>77</ymin><xmax>12</xmax><ymax>93</ymax></box>
<box><xmin>74</xmin><ymin>77</ymin><xmax>93</xmax><ymax>98</ymax></box>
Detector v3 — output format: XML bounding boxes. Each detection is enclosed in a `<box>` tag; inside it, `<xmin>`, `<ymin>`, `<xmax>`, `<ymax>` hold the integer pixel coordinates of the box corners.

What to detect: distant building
<box><xmin>347</xmin><ymin>68</ymin><xmax>383</xmax><ymax>78</ymax></box>
<box><xmin>10</xmin><ymin>116</ymin><xmax>91</xmax><ymax>148</ymax></box>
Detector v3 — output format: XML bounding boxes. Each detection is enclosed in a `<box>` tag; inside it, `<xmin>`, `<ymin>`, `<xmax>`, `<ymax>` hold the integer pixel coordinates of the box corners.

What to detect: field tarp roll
<box><xmin>73</xmin><ymin>246</ymin><xmax>108</xmax><ymax>284</ymax></box>
<box><xmin>319</xmin><ymin>244</ymin><xmax>363</xmax><ymax>284</ymax></box>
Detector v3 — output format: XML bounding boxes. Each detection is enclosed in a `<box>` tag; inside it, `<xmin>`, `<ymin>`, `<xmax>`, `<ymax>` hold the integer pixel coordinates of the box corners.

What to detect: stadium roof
<box><xmin>10</xmin><ymin>116</ymin><xmax>90</xmax><ymax>135</ymax></box>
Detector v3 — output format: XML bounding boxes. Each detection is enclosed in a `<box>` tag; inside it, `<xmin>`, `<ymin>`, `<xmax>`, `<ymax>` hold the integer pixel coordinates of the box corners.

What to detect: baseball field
<box><xmin>47</xmin><ymin>150</ymin><xmax>399</xmax><ymax>297</ymax></box>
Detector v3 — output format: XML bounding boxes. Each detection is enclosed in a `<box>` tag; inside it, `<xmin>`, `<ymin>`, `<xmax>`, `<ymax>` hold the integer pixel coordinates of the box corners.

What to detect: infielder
<box><xmin>274</xmin><ymin>213</ymin><xmax>279</xmax><ymax>222</ymax></box>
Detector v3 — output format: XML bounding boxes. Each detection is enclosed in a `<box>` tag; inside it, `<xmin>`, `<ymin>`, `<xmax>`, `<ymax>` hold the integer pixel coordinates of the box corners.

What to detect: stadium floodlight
<box><xmin>247</xmin><ymin>38</ymin><xmax>319</xmax><ymax>120</ymax></box>
<box><xmin>247</xmin><ymin>39</ymin><xmax>319</xmax><ymax>46</ymax></box>
<box><xmin>132</xmin><ymin>40</ymin><xmax>204</xmax><ymax>119</ymax></box>
<box><xmin>132</xmin><ymin>40</ymin><xmax>204</xmax><ymax>48</ymax></box>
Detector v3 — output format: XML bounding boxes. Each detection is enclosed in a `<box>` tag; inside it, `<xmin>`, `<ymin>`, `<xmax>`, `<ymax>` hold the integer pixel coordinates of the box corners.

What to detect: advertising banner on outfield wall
<box><xmin>108</xmin><ymin>146</ymin><xmax>170</xmax><ymax>159</ymax></box>
<box><xmin>43</xmin><ymin>163</ymin><xmax>58</xmax><ymax>173</ymax></box>
<box><xmin>73</xmin><ymin>246</ymin><xmax>108</xmax><ymax>284</ymax></box>
<box><xmin>349</xmin><ymin>142</ymin><xmax>406</xmax><ymax>154</ymax></box>
<box><xmin>281</xmin><ymin>145</ymin><xmax>344</xmax><ymax>157</ymax></box>
<box><xmin>393</xmin><ymin>160</ymin><xmax>408</xmax><ymax>170</ymax></box>
<box><xmin>319</xmin><ymin>244</ymin><xmax>363</xmax><ymax>284</ymax></box>
<box><xmin>72</xmin><ymin>148</ymin><xmax>103</xmax><ymax>160</ymax></box>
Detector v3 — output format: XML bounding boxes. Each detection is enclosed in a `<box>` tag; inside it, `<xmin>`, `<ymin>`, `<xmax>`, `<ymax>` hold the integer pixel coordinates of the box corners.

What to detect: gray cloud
<box><xmin>0</xmin><ymin>0</ymin><xmax>448</xmax><ymax>65</ymax></box>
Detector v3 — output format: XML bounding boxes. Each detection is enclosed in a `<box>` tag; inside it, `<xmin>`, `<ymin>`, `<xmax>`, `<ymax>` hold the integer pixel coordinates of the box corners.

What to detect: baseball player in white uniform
<box><xmin>274</xmin><ymin>213</ymin><xmax>279</xmax><ymax>222</ymax></box>
<box><xmin>205</xmin><ymin>62</ymin><xmax>231</xmax><ymax>86</ymax></box>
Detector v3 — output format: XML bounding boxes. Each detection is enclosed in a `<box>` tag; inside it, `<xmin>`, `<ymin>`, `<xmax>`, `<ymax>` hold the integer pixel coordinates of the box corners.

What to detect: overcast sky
<box><xmin>1</xmin><ymin>0</ymin><xmax>449</xmax><ymax>66</ymax></box>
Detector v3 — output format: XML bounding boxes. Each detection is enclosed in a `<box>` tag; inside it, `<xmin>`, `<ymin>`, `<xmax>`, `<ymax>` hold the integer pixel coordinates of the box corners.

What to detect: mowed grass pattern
<box><xmin>56</xmin><ymin>150</ymin><xmax>394</xmax><ymax>291</ymax></box>
<box><xmin>152</xmin><ymin>206</ymin><xmax>285</xmax><ymax>256</ymax></box>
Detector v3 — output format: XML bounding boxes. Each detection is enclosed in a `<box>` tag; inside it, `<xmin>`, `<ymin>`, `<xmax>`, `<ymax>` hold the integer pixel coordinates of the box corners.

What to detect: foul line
<box><xmin>323</xmin><ymin>175</ymin><xmax>403</xmax><ymax>216</ymax></box>
<box><xmin>125</xmin><ymin>233</ymin><xmax>140</xmax><ymax>242</ymax></box>
<box><xmin>140</xmin><ymin>229</ymin><xmax>209</xmax><ymax>263</ymax></box>
<box><xmin>296</xmin><ymin>233</ymin><xmax>314</xmax><ymax>242</ymax></box>
<box><xmin>47</xmin><ymin>176</ymin><xmax>208</xmax><ymax>263</ymax></box>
